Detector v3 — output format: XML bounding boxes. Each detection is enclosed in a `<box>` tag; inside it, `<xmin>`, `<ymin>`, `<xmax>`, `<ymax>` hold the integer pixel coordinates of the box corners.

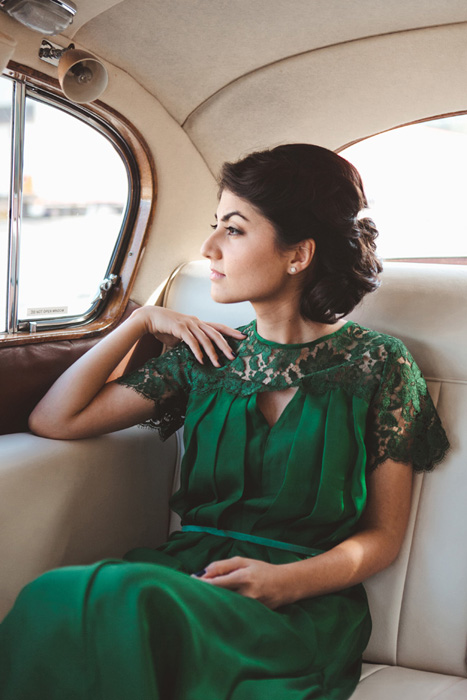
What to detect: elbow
<box><xmin>28</xmin><ymin>407</ymin><xmax>53</xmax><ymax>438</ymax></box>
<box><xmin>28</xmin><ymin>406</ymin><xmax>68</xmax><ymax>439</ymax></box>
<box><xmin>374</xmin><ymin>535</ymin><xmax>405</xmax><ymax>575</ymax></box>
<box><xmin>355</xmin><ymin>528</ymin><xmax>405</xmax><ymax>580</ymax></box>
<box><xmin>28</xmin><ymin>406</ymin><xmax>42</xmax><ymax>435</ymax></box>
<box><xmin>387</xmin><ymin>539</ymin><xmax>404</xmax><ymax>568</ymax></box>
<box><xmin>379</xmin><ymin>550</ymin><xmax>399</xmax><ymax>574</ymax></box>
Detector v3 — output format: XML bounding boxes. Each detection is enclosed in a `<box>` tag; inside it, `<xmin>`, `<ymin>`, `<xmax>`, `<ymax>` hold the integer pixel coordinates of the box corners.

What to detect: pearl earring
<box><xmin>290</xmin><ymin>266</ymin><xmax>297</xmax><ymax>274</ymax></box>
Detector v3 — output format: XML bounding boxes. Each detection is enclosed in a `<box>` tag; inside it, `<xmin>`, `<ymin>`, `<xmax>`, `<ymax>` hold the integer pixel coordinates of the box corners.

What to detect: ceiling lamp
<box><xmin>0</xmin><ymin>0</ymin><xmax>77</xmax><ymax>36</ymax></box>
<box><xmin>39</xmin><ymin>40</ymin><xmax>108</xmax><ymax>103</ymax></box>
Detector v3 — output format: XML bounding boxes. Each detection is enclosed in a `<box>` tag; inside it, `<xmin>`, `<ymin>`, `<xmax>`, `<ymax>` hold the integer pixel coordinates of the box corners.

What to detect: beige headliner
<box><xmin>66</xmin><ymin>0</ymin><xmax>467</xmax><ymax>173</ymax></box>
<box><xmin>5</xmin><ymin>0</ymin><xmax>467</xmax><ymax>172</ymax></box>
<box><xmin>70</xmin><ymin>0</ymin><xmax>467</xmax><ymax>122</ymax></box>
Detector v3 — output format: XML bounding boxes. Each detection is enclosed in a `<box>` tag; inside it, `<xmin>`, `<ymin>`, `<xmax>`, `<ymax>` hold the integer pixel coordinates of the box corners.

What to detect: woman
<box><xmin>0</xmin><ymin>144</ymin><xmax>449</xmax><ymax>699</ymax></box>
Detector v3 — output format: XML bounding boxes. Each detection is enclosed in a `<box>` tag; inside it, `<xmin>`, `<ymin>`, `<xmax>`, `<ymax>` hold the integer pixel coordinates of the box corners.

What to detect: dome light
<box><xmin>0</xmin><ymin>0</ymin><xmax>77</xmax><ymax>36</ymax></box>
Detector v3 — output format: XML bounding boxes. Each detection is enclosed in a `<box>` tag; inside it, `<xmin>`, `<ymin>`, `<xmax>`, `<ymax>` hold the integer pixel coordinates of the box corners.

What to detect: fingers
<box><xmin>193</xmin><ymin>557</ymin><xmax>249</xmax><ymax>592</ymax></box>
<box><xmin>180</xmin><ymin>327</ymin><xmax>207</xmax><ymax>365</ymax></box>
<box><xmin>203</xmin><ymin>557</ymin><xmax>249</xmax><ymax>579</ymax></box>
<box><xmin>181</xmin><ymin>319</ymin><xmax>245</xmax><ymax>367</ymax></box>
<box><xmin>190</xmin><ymin>558</ymin><xmax>283</xmax><ymax>608</ymax></box>
<box><xmin>195</xmin><ymin>324</ymin><xmax>239</xmax><ymax>364</ymax></box>
<box><xmin>140</xmin><ymin>307</ymin><xmax>247</xmax><ymax>366</ymax></box>
<box><xmin>205</xmin><ymin>322</ymin><xmax>247</xmax><ymax>339</ymax></box>
<box><xmin>189</xmin><ymin>325</ymin><xmax>225</xmax><ymax>367</ymax></box>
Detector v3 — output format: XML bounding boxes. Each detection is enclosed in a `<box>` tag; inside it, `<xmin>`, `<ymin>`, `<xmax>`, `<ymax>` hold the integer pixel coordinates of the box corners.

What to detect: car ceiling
<box><xmin>60</xmin><ymin>0</ymin><xmax>467</xmax><ymax>172</ymax></box>
<box><xmin>67</xmin><ymin>0</ymin><xmax>467</xmax><ymax>123</ymax></box>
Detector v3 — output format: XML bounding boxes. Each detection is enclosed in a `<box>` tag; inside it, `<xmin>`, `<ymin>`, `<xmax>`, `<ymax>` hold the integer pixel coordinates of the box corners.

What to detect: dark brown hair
<box><xmin>219</xmin><ymin>144</ymin><xmax>382</xmax><ymax>323</ymax></box>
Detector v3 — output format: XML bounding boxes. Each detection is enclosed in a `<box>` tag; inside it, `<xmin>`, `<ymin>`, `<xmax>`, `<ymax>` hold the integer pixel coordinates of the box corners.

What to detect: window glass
<box><xmin>341</xmin><ymin>116</ymin><xmax>467</xmax><ymax>262</ymax></box>
<box><xmin>18</xmin><ymin>95</ymin><xmax>128</xmax><ymax>321</ymax></box>
<box><xmin>0</xmin><ymin>77</ymin><xmax>12</xmax><ymax>333</ymax></box>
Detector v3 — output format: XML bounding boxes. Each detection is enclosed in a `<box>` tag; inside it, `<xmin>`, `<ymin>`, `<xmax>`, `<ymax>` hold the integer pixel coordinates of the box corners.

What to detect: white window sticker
<box><xmin>27</xmin><ymin>306</ymin><xmax>68</xmax><ymax>316</ymax></box>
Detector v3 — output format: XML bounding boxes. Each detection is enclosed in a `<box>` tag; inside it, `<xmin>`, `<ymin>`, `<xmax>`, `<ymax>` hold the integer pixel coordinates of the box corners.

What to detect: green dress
<box><xmin>0</xmin><ymin>321</ymin><xmax>449</xmax><ymax>700</ymax></box>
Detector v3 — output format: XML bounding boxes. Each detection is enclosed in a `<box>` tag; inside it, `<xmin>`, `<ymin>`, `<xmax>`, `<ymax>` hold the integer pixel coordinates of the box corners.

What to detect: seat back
<box><xmin>164</xmin><ymin>259</ymin><xmax>467</xmax><ymax>678</ymax></box>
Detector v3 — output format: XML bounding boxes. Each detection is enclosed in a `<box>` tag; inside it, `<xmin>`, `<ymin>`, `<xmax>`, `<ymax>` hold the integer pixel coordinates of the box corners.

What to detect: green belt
<box><xmin>181</xmin><ymin>525</ymin><xmax>321</xmax><ymax>557</ymax></box>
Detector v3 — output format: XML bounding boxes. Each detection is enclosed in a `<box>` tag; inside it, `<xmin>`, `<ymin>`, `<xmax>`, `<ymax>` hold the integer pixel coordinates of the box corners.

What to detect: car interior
<box><xmin>0</xmin><ymin>2</ymin><xmax>466</xmax><ymax>697</ymax></box>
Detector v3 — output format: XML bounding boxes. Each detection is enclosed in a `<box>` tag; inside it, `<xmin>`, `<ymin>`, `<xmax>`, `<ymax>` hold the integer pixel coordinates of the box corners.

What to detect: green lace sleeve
<box><xmin>366</xmin><ymin>340</ymin><xmax>450</xmax><ymax>472</ymax></box>
<box><xmin>116</xmin><ymin>342</ymin><xmax>193</xmax><ymax>440</ymax></box>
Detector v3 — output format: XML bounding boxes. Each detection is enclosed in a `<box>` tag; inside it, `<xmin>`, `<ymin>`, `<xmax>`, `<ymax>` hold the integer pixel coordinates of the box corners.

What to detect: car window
<box><xmin>341</xmin><ymin>116</ymin><xmax>467</xmax><ymax>264</ymax></box>
<box><xmin>0</xmin><ymin>74</ymin><xmax>131</xmax><ymax>334</ymax></box>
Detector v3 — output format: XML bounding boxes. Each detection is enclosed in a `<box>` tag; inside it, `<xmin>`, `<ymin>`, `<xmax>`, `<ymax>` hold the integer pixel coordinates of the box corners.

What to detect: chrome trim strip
<box><xmin>6</xmin><ymin>80</ymin><xmax>25</xmax><ymax>334</ymax></box>
<box><xmin>18</xmin><ymin>297</ymin><xmax>105</xmax><ymax>332</ymax></box>
<box><xmin>17</xmin><ymin>274</ymin><xmax>121</xmax><ymax>332</ymax></box>
<box><xmin>50</xmin><ymin>0</ymin><xmax>77</xmax><ymax>16</ymax></box>
<box><xmin>0</xmin><ymin>0</ymin><xmax>76</xmax><ymax>11</ymax></box>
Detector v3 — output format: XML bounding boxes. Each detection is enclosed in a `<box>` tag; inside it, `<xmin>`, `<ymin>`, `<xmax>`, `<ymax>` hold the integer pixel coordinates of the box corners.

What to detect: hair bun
<box><xmin>356</xmin><ymin>217</ymin><xmax>379</xmax><ymax>248</ymax></box>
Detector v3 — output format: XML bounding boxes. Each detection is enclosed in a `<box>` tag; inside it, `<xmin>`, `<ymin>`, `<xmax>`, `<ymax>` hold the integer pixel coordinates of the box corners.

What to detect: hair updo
<box><xmin>218</xmin><ymin>144</ymin><xmax>382</xmax><ymax>324</ymax></box>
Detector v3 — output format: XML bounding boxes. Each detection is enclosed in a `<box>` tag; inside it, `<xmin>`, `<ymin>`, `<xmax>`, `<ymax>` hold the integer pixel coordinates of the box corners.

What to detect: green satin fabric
<box><xmin>170</xmin><ymin>386</ymin><xmax>369</xmax><ymax>552</ymax></box>
<box><xmin>0</xmin><ymin>384</ymin><xmax>372</xmax><ymax>700</ymax></box>
<box><xmin>0</xmin><ymin>558</ymin><xmax>370</xmax><ymax>700</ymax></box>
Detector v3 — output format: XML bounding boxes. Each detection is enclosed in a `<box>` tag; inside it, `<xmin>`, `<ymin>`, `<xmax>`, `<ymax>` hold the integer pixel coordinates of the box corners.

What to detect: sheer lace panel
<box><xmin>365</xmin><ymin>349</ymin><xmax>449</xmax><ymax>472</ymax></box>
<box><xmin>116</xmin><ymin>341</ymin><xmax>189</xmax><ymax>439</ymax></box>
<box><xmin>117</xmin><ymin>320</ymin><xmax>449</xmax><ymax>471</ymax></box>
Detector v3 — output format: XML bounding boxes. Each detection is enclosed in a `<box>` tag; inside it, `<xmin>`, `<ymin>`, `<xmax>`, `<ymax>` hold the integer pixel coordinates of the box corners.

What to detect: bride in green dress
<box><xmin>0</xmin><ymin>144</ymin><xmax>448</xmax><ymax>699</ymax></box>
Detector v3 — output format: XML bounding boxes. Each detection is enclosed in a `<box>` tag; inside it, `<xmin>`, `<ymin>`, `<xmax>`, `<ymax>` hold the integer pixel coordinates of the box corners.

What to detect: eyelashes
<box><xmin>210</xmin><ymin>224</ymin><xmax>243</xmax><ymax>236</ymax></box>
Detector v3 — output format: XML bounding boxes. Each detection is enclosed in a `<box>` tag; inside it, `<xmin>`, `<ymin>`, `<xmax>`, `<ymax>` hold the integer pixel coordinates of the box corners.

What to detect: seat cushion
<box><xmin>353</xmin><ymin>664</ymin><xmax>467</xmax><ymax>699</ymax></box>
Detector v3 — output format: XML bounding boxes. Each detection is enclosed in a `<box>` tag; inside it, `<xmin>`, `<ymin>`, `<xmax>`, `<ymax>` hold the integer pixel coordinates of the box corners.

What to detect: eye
<box><xmin>226</xmin><ymin>226</ymin><xmax>242</xmax><ymax>236</ymax></box>
<box><xmin>210</xmin><ymin>224</ymin><xmax>217</xmax><ymax>230</ymax></box>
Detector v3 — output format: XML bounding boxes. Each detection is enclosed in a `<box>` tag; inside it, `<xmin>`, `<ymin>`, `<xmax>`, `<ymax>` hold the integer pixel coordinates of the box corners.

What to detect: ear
<box><xmin>288</xmin><ymin>239</ymin><xmax>316</xmax><ymax>274</ymax></box>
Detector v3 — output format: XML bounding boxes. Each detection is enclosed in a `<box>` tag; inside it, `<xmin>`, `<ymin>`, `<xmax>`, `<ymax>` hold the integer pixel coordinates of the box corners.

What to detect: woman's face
<box><xmin>201</xmin><ymin>190</ymin><xmax>294</xmax><ymax>307</ymax></box>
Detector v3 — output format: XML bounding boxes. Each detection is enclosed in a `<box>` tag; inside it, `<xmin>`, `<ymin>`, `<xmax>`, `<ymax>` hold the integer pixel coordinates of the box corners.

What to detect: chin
<box><xmin>210</xmin><ymin>292</ymin><xmax>237</xmax><ymax>305</ymax></box>
<box><xmin>210</xmin><ymin>288</ymin><xmax>246</xmax><ymax>305</ymax></box>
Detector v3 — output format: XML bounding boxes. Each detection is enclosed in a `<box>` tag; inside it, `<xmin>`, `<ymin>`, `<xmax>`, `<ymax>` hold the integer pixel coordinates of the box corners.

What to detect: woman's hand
<box><xmin>132</xmin><ymin>306</ymin><xmax>246</xmax><ymax>367</ymax></box>
<box><xmin>193</xmin><ymin>557</ymin><xmax>293</xmax><ymax>609</ymax></box>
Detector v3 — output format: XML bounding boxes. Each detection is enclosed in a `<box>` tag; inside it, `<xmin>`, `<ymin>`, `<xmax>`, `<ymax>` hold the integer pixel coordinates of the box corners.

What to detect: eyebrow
<box><xmin>215</xmin><ymin>210</ymin><xmax>250</xmax><ymax>222</ymax></box>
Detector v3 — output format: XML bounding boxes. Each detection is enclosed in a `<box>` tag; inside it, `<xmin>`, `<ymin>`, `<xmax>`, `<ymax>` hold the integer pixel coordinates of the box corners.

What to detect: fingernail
<box><xmin>193</xmin><ymin>569</ymin><xmax>206</xmax><ymax>577</ymax></box>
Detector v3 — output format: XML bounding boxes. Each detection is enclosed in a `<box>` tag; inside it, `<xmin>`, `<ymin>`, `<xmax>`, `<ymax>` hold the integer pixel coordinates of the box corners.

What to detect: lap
<box><xmin>0</xmin><ymin>558</ymin><xmax>370</xmax><ymax>700</ymax></box>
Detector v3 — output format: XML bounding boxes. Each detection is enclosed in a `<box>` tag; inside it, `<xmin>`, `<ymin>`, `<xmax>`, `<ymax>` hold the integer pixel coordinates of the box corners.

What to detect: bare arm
<box><xmin>29</xmin><ymin>306</ymin><xmax>245</xmax><ymax>440</ymax></box>
<box><xmin>198</xmin><ymin>459</ymin><xmax>413</xmax><ymax>608</ymax></box>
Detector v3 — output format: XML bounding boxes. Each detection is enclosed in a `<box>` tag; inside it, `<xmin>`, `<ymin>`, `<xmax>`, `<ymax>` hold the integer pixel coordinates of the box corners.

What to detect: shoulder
<box><xmin>346</xmin><ymin>324</ymin><xmax>430</xmax><ymax>410</ymax></box>
<box><xmin>346</xmin><ymin>322</ymin><xmax>414</xmax><ymax>364</ymax></box>
<box><xmin>340</xmin><ymin>322</ymin><xmax>426</xmax><ymax>398</ymax></box>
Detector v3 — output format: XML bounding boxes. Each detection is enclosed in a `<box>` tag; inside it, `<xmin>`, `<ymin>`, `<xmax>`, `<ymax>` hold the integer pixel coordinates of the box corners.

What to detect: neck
<box><xmin>252</xmin><ymin>301</ymin><xmax>345</xmax><ymax>345</ymax></box>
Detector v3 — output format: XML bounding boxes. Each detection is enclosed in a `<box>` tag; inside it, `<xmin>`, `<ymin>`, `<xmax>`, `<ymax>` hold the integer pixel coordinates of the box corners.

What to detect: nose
<box><xmin>200</xmin><ymin>228</ymin><xmax>221</xmax><ymax>259</ymax></box>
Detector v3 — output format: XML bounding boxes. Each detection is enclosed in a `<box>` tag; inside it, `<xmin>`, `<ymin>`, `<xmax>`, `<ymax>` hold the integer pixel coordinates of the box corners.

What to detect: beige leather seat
<box><xmin>163</xmin><ymin>260</ymin><xmax>467</xmax><ymax>698</ymax></box>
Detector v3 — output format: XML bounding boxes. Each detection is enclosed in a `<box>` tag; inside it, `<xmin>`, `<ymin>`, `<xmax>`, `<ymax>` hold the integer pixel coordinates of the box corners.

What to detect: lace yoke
<box><xmin>117</xmin><ymin>320</ymin><xmax>450</xmax><ymax>472</ymax></box>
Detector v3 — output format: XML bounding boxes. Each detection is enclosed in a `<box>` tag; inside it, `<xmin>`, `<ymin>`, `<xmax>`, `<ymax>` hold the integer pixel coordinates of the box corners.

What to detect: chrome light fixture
<box><xmin>0</xmin><ymin>0</ymin><xmax>77</xmax><ymax>36</ymax></box>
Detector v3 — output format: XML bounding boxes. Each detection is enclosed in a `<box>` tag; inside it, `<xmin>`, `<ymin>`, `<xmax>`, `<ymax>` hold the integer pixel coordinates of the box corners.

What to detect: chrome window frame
<box><xmin>3</xmin><ymin>74</ymin><xmax>139</xmax><ymax>334</ymax></box>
